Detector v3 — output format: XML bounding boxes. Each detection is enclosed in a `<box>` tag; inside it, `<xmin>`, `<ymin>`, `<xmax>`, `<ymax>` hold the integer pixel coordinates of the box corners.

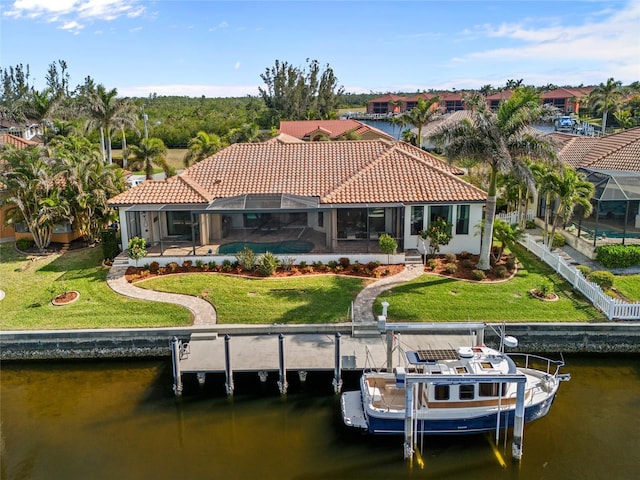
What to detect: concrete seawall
<box><xmin>1</xmin><ymin>322</ymin><xmax>639</xmax><ymax>361</ymax></box>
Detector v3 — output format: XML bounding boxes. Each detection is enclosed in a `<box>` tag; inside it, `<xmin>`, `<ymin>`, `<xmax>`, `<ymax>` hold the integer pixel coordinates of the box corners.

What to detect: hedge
<box><xmin>595</xmin><ymin>244</ymin><xmax>640</xmax><ymax>268</ymax></box>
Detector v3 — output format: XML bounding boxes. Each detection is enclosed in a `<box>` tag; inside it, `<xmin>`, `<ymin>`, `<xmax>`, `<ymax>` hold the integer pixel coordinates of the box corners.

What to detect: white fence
<box><xmin>520</xmin><ymin>234</ymin><xmax>640</xmax><ymax>320</ymax></box>
<box><xmin>496</xmin><ymin>210</ymin><xmax>535</xmax><ymax>225</ymax></box>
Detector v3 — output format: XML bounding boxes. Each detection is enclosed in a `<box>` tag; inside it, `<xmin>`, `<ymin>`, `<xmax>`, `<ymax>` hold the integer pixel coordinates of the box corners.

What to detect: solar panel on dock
<box><xmin>413</xmin><ymin>349</ymin><xmax>460</xmax><ymax>362</ymax></box>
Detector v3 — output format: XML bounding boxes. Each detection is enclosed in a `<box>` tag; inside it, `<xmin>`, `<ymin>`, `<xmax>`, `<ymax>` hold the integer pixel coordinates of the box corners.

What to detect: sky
<box><xmin>1</xmin><ymin>0</ymin><xmax>639</xmax><ymax>98</ymax></box>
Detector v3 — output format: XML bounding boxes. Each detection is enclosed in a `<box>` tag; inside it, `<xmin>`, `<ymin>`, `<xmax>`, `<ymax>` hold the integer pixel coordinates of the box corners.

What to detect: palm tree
<box><xmin>129</xmin><ymin>137</ymin><xmax>174</xmax><ymax>180</ymax></box>
<box><xmin>589</xmin><ymin>78</ymin><xmax>624</xmax><ymax>135</ymax></box>
<box><xmin>491</xmin><ymin>218</ymin><xmax>524</xmax><ymax>264</ymax></box>
<box><xmin>112</xmin><ymin>99</ymin><xmax>139</xmax><ymax>169</ymax></box>
<box><xmin>1</xmin><ymin>146</ymin><xmax>70</xmax><ymax>252</ymax></box>
<box><xmin>399</xmin><ymin>97</ymin><xmax>441</xmax><ymax>148</ymax></box>
<box><xmin>428</xmin><ymin>88</ymin><xmax>558</xmax><ymax>270</ymax></box>
<box><xmin>547</xmin><ymin>168</ymin><xmax>594</xmax><ymax>248</ymax></box>
<box><xmin>531</xmin><ymin>162</ymin><xmax>559</xmax><ymax>247</ymax></box>
<box><xmin>184</xmin><ymin>131</ymin><xmax>223</xmax><ymax>167</ymax></box>
<box><xmin>85</xmin><ymin>84</ymin><xmax>133</xmax><ymax>164</ymax></box>
<box><xmin>24</xmin><ymin>88</ymin><xmax>60</xmax><ymax>144</ymax></box>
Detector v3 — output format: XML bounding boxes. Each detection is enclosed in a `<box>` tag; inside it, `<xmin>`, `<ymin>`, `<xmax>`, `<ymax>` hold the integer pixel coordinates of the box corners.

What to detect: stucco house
<box><xmin>108</xmin><ymin>136</ymin><xmax>487</xmax><ymax>264</ymax></box>
<box><xmin>279</xmin><ymin>119</ymin><xmax>393</xmax><ymax>141</ymax></box>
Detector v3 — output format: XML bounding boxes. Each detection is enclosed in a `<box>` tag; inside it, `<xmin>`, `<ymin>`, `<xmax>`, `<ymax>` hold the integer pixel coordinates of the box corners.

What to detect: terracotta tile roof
<box><xmin>109</xmin><ymin>139</ymin><xmax>485</xmax><ymax>207</ymax></box>
<box><xmin>0</xmin><ymin>134</ymin><xmax>38</xmax><ymax>149</ymax></box>
<box><xmin>548</xmin><ymin>127</ymin><xmax>640</xmax><ymax>171</ymax></box>
<box><xmin>541</xmin><ymin>87</ymin><xmax>593</xmax><ymax>100</ymax></box>
<box><xmin>279</xmin><ymin>119</ymin><xmax>393</xmax><ymax>141</ymax></box>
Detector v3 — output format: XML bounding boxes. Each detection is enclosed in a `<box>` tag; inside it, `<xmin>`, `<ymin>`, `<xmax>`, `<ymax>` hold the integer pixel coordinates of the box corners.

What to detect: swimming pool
<box><xmin>218</xmin><ymin>240</ymin><xmax>314</xmax><ymax>254</ymax></box>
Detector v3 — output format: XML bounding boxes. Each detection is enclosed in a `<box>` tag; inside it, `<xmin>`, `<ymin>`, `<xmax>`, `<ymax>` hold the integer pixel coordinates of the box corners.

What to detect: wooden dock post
<box><xmin>277</xmin><ymin>333</ymin><xmax>288</xmax><ymax>395</ymax></box>
<box><xmin>224</xmin><ymin>334</ymin><xmax>234</xmax><ymax>395</ymax></box>
<box><xmin>171</xmin><ymin>336</ymin><xmax>183</xmax><ymax>396</ymax></box>
<box><xmin>512</xmin><ymin>381</ymin><xmax>526</xmax><ymax>460</ymax></box>
<box><xmin>332</xmin><ymin>332</ymin><xmax>342</xmax><ymax>393</ymax></box>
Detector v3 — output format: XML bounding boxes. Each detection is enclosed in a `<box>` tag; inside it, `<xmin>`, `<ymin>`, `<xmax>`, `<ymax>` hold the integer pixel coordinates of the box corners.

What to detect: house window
<box><xmin>430</xmin><ymin>205</ymin><xmax>451</xmax><ymax>224</ymax></box>
<box><xmin>410</xmin><ymin>206</ymin><xmax>424</xmax><ymax>235</ymax></box>
<box><xmin>167</xmin><ymin>211</ymin><xmax>192</xmax><ymax>238</ymax></box>
<box><xmin>456</xmin><ymin>205</ymin><xmax>470</xmax><ymax>234</ymax></box>
<box><xmin>434</xmin><ymin>385</ymin><xmax>450</xmax><ymax>400</ymax></box>
<box><xmin>459</xmin><ymin>384</ymin><xmax>475</xmax><ymax>400</ymax></box>
<box><xmin>318</xmin><ymin>211</ymin><xmax>324</xmax><ymax>228</ymax></box>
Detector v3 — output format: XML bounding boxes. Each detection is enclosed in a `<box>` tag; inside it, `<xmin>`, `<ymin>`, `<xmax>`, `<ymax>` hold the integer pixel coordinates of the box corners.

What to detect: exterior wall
<box><xmin>0</xmin><ymin>204</ymin><xmax>15</xmax><ymax>243</ymax></box>
<box><xmin>403</xmin><ymin>203</ymin><xmax>483</xmax><ymax>254</ymax></box>
<box><xmin>15</xmin><ymin>230</ymin><xmax>81</xmax><ymax>244</ymax></box>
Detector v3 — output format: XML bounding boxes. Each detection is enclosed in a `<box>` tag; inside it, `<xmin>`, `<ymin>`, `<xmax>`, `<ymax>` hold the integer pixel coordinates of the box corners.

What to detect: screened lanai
<box><xmin>572</xmin><ymin>169</ymin><xmax>640</xmax><ymax>245</ymax></box>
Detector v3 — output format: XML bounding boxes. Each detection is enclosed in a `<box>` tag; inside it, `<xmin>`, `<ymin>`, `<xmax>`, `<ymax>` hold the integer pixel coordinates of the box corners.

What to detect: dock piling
<box><xmin>332</xmin><ymin>332</ymin><xmax>343</xmax><ymax>393</ymax></box>
<box><xmin>171</xmin><ymin>336</ymin><xmax>183</xmax><ymax>396</ymax></box>
<box><xmin>277</xmin><ymin>333</ymin><xmax>288</xmax><ymax>395</ymax></box>
<box><xmin>512</xmin><ymin>381</ymin><xmax>526</xmax><ymax>460</ymax></box>
<box><xmin>224</xmin><ymin>334</ymin><xmax>234</xmax><ymax>395</ymax></box>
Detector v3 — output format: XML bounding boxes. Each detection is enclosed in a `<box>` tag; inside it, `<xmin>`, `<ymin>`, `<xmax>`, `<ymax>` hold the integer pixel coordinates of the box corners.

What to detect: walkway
<box><xmin>106</xmin><ymin>255</ymin><xmax>217</xmax><ymax>326</ymax></box>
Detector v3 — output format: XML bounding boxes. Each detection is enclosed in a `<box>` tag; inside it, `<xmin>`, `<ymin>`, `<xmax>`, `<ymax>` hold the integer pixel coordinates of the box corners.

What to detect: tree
<box><xmin>420</xmin><ymin>217</ymin><xmax>453</xmax><ymax>258</ymax></box>
<box><xmin>183</xmin><ymin>131</ymin><xmax>223</xmax><ymax>167</ymax></box>
<box><xmin>127</xmin><ymin>236</ymin><xmax>147</xmax><ymax>266</ymax></box>
<box><xmin>547</xmin><ymin>168</ymin><xmax>594</xmax><ymax>248</ymax></box>
<box><xmin>428</xmin><ymin>88</ymin><xmax>557</xmax><ymax>270</ymax></box>
<box><xmin>129</xmin><ymin>137</ymin><xmax>174</xmax><ymax>180</ymax></box>
<box><xmin>589</xmin><ymin>78</ymin><xmax>624</xmax><ymax>134</ymax></box>
<box><xmin>1</xmin><ymin>146</ymin><xmax>70</xmax><ymax>252</ymax></box>
<box><xmin>23</xmin><ymin>88</ymin><xmax>60</xmax><ymax>144</ymax></box>
<box><xmin>531</xmin><ymin>162</ymin><xmax>558</xmax><ymax>247</ymax></box>
<box><xmin>398</xmin><ymin>97</ymin><xmax>442</xmax><ymax>148</ymax></box>
<box><xmin>84</xmin><ymin>84</ymin><xmax>134</xmax><ymax>164</ymax></box>
<box><xmin>491</xmin><ymin>218</ymin><xmax>523</xmax><ymax>263</ymax></box>
<box><xmin>259</xmin><ymin>59</ymin><xmax>344</xmax><ymax>125</ymax></box>
<box><xmin>378</xmin><ymin>233</ymin><xmax>398</xmax><ymax>265</ymax></box>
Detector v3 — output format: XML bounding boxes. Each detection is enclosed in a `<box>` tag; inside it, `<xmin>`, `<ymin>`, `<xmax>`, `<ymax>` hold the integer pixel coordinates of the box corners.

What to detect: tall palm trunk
<box><xmin>477</xmin><ymin>169</ymin><xmax>498</xmax><ymax>270</ymax></box>
<box><xmin>99</xmin><ymin>128</ymin><xmax>106</xmax><ymax>163</ymax></box>
<box><xmin>121</xmin><ymin>127</ymin><xmax>128</xmax><ymax>168</ymax></box>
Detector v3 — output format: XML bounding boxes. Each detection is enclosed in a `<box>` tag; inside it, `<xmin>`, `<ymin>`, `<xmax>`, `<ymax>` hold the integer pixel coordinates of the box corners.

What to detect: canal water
<box><xmin>1</xmin><ymin>355</ymin><xmax>638</xmax><ymax>479</ymax></box>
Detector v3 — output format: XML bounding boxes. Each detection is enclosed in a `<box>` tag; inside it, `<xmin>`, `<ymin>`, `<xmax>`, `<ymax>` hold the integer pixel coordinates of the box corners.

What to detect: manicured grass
<box><xmin>614</xmin><ymin>274</ymin><xmax>640</xmax><ymax>302</ymax></box>
<box><xmin>0</xmin><ymin>244</ymin><xmax>191</xmax><ymax>330</ymax></box>
<box><xmin>375</xmin><ymin>246</ymin><xmax>605</xmax><ymax>322</ymax></box>
<box><xmin>137</xmin><ymin>274</ymin><xmax>367</xmax><ymax>324</ymax></box>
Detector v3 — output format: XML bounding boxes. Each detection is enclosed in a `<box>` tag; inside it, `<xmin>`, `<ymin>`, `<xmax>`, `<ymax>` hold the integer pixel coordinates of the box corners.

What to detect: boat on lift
<box><xmin>341</xmin><ymin>341</ymin><xmax>570</xmax><ymax>436</ymax></box>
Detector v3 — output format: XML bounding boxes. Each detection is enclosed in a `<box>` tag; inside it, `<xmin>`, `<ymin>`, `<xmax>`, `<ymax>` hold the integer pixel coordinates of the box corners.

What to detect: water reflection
<box><xmin>1</xmin><ymin>356</ymin><xmax>639</xmax><ymax>479</ymax></box>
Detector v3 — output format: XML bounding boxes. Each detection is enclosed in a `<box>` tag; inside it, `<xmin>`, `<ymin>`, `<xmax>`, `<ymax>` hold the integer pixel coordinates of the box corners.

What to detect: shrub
<box><xmin>208</xmin><ymin>260</ymin><xmax>217</xmax><ymax>270</ymax></box>
<box><xmin>258</xmin><ymin>251</ymin><xmax>280</xmax><ymax>276</ymax></box>
<box><xmin>166</xmin><ymin>262</ymin><xmax>179</xmax><ymax>272</ymax></box>
<box><xmin>458</xmin><ymin>251</ymin><xmax>470</xmax><ymax>259</ymax></box>
<box><xmin>327</xmin><ymin>260</ymin><xmax>338</xmax><ymax>269</ymax></box>
<box><xmin>427</xmin><ymin>258</ymin><xmax>437</xmax><ymax>269</ymax></box>
<box><xmin>367</xmin><ymin>261</ymin><xmax>380</xmax><ymax>271</ymax></box>
<box><xmin>444</xmin><ymin>262</ymin><xmax>458</xmax><ymax>274</ymax></box>
<box><xmin>313</xmin><ymin>261</ymin><xmax>324</xmax><ymax>270</ymax></box>
<box><xmin>299</xmin><ymin>261</ymin><xmax>308</xmax><ymax>269</ymax></box>
<box><xmin>195</xmin><ymin>259</ymin><xmax>204</xmax><ymax>269</ymax></box>
<box><xmin>595</xmin><ymin>244</ymin><xmax>640</xmax><ymax>268</ymax></box>
<box><xmin>525</xmin><ymin>220</ymin><xmax>536</xmax><ymax>229</ymax></box>
<box><xmin>551</xmin><ymin>232</ymin><xmax>566</xmax><ymax>249</ymax></box>
<box><xmin>281</xmin><ymin>256</ymin><xmax>296</xmax><ymax>272</ymax></box>
<box><xmin>505</xmin><ymin>255</ymin><xmax>517</xmax><ymax>271</ymax></box>
<box><xmin>149</xmin><ymin>261</ymin><xmax>160</xmax><ymax>273</ymax></box>
<box><xmin>352</xmin><ymin>262</ymin><xmax>363</xmax><ymax>273</ymax></box>
<box><xmin>494</xmin><ymin>265</ymin><xmax>507</xmax><ymax>278</ymax></box>
<box><xmin>471</xmin><ymin>269</ymin><xmax>486</xmax><ymax>281</ymax></box>
<box><xmin>576</xmin><ymin>265</ymin><xmax>591</xmax><ymax>277</ymax></box>
<box><xmin>303</xmin><ymin>265</ymin><xmax>314</xmax><ymax>274</ymax></box>
<box><xmin>221</xmin><ymin>259</ymin><xmax>233</xmax><ymax>272</ymax></box>
<box><xmin>588</xmin><ymin>270</ymin><xmax>615</xmax><ymax>290</ymax></box>
<box><xmin>338</xmin><ymin>257</ymin><xmax>350</xmax><ymax>268</ymax></box>
<box><xmin>16</xmin><ymin>238</ymin><xmax>34</xmax><ymax>251</ymax></box>
<box><xmin>445</xmin><ymin>253</ymin><xmax>457</xmax><ymax>263</ymax></box>
<box><xmin>536</xmin><ymin>280</ymin><xmax>554</xmax><ymax>297</ymax></box>
<box><xmin>461</xmin><ymin>258</ymin><xmax>474</xmax><ymax>269</ymax></box>
<box><xmin>100</xmin><ymin>228</ymin><xmax>119</xmax><ymax>260</ymax></box>
<box><xmin>127</xmin><ymin>236</ymin><xmax>147</xmax><ymax>265</ymax></box>
<box><xmin>236</xmin><ymin>247</ymin><xmax>257</xmax><ymax>271</ymax></box>
<box><xmin>182</xmin><ymin>260</ymin><xmax>193</xmax><ymax>268</ymax></box>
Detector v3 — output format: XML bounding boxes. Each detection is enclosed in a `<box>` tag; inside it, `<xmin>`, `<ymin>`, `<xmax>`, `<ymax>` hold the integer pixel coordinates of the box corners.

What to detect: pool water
<box><xmin>218</xmin><ymin>240</ymin><xmax>314</xmax><ymax>254</ymax></box>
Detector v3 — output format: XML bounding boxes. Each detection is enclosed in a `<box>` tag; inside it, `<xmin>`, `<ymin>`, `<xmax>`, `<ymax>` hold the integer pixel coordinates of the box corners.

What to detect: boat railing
<box><xmin>507</xmin><ymin>353</ymin><xmax>565</xmax><ymax>376</ymax></box>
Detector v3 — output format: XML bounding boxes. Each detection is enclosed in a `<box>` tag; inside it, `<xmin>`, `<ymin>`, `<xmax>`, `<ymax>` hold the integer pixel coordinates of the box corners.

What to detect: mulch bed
<box><xmin>424</xmin><ymin>254</ymin><xmax>516</xmax><ymax>282</ymax></box>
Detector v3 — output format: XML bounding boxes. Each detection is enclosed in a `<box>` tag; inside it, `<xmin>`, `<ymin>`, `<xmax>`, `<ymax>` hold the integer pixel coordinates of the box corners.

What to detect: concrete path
<box><xmin>353</xmin><ymin>264</ymin><xmax>425</xmax><ymax>324</ymax></box>
<box><xmin>106</xmin><ymin>256</ymin><xmax>217</xmax><ymax>326</ymax></box>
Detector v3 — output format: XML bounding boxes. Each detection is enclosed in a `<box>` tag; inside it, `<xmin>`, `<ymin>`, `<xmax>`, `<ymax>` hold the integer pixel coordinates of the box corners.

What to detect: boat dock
<box><xmin>170</xmin><ymin>321</ymin><xmax>485</xmax><ymax>395</ymax></box>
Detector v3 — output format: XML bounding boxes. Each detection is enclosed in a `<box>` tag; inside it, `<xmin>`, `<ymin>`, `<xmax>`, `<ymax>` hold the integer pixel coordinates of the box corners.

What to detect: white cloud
<box><xmin>118</xmin><ymin>84</ymin><xmax>261</xmax><ymax>98</ymax></box>
<box><xmin>234</xmin><ymin>62</ymin><xmax>241</xmax><ymax>70</ymax></box>
<box><xmin>4</xmin><ymin>0</ymin><xmax>145</xmax><ymax>31</ymax></box>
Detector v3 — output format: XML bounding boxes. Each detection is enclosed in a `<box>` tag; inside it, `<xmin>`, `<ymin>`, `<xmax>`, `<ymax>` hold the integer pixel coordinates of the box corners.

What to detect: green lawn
<box><xmin>614</xmin><ymin>274</ymin><xmax>640</xmax><ymax>302</ymax></box>
<box><xmin>375</xmin><ymin>246</ymin><xmax>605</xmax><ymax>322</ymax></box>
<box><xmin>137</xmin><ymin>274</ymin><xmax>366</xmax><ymax>324</ymax></box>
<box><xmin>0</xmin><ymin>244</ymin><xmax>191</xmax><ymax>330</ymax></box>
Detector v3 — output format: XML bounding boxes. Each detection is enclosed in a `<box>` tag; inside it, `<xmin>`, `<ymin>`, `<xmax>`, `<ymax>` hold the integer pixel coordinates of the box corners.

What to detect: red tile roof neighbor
<box><xmin>549</xmin><ymin>127</ymin><xmax>640</xmax><ymax>171</ymax></box>
<box><xmin>109</xmin><ymin>139</ymin><xmax>486</xmax><ymax>206</ymax></box>
<box><xmin>0</xmin><ymin>134</ymin><xmax>38</xmax><ymax>149</ymax></box>
<box><xmin>279</xmin><ymin>119</ymin><xmax>393</xmax><ymax>141</ymax></box>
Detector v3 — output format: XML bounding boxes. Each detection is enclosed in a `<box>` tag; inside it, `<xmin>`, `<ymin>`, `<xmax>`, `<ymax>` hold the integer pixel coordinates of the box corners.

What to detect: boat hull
<box><xmin>364</xmin><ymin>392</ymin><xmax>557</xmax><ymax>435</ymax></box>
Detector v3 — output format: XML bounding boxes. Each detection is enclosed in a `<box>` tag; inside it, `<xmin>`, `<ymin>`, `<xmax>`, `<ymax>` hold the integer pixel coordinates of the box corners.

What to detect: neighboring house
<box><xmin>367</xmin><ymin>92</ymin><xmax>464</xmax><ymax>115</ymax></box>
<box><xmin>0</xmin><ymin>120</ymin><xmax>42</xmax><ymax>142</ymax></box>
<box><xmin>108</xmin><ymin>137</ymin><xmax>487</xmax><ymax>261</ymax></box>
<box><xmin>541</xmin><ymin>87</ymin><xmax>593</xmax><ymax>115</ymax></box>
<box><xmin>547</xmin><ymin>127</ymin><xmax>640</xmax><ymax>245</ymax></box>
<box><xmin>279</xmin><ymin>120</ymin><xmax>393</xmax><ymax>141</ymax></box>
<box><xmin>0</xmin><ymin>134</ymin><xmax>81</xmax><ymax>245</ymax></box>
